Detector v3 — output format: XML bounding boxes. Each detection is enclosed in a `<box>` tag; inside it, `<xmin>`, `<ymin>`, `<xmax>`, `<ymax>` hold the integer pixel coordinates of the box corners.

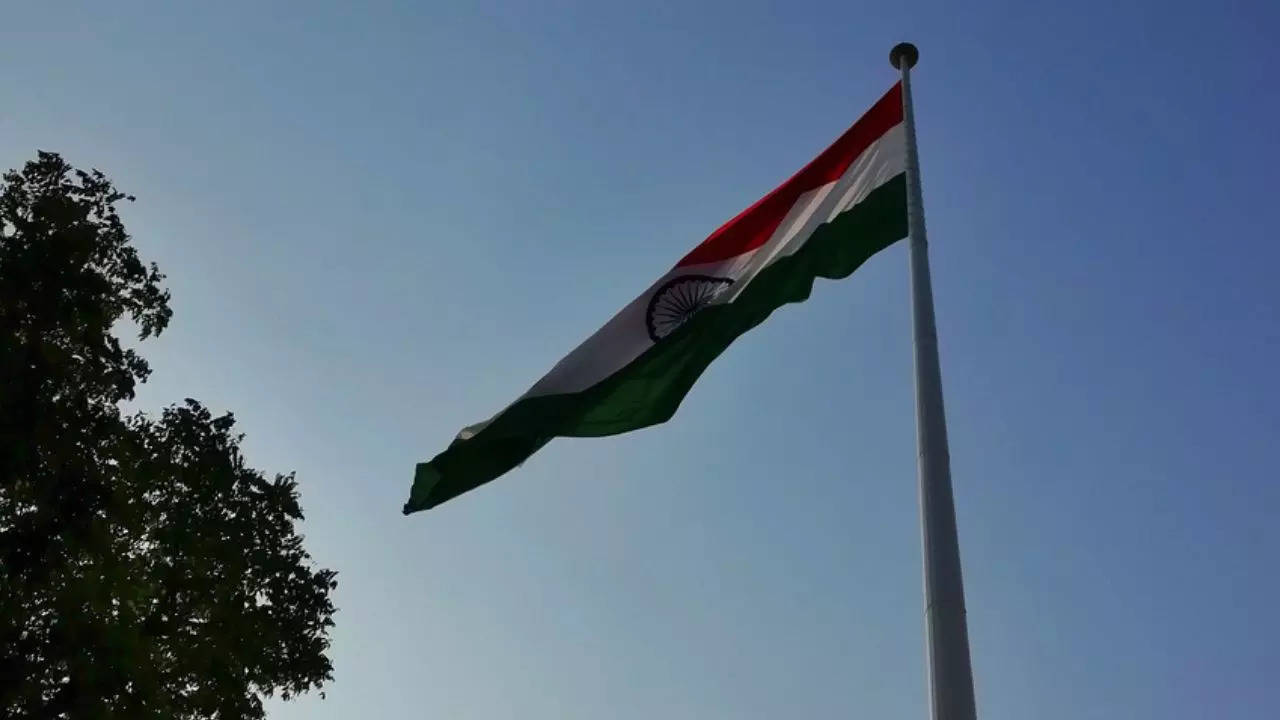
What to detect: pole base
<box><xmin>890</xmin><ymin>42</ymin><xmax>919</xmax><ymax>70</ymax></box>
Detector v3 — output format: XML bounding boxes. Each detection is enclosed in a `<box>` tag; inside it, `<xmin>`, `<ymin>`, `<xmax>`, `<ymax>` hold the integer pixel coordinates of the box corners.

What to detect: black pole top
<box><xmin>890</xmin><ymin>42</ymin><xmax>919</xmax><ymax>70</ymax></box>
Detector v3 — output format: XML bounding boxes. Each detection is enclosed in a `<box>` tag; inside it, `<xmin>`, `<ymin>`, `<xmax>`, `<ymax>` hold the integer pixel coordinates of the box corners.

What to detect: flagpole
<box><xmin>890</xmin><ymin>42</ymin><xmax>978</xmax><ymax>720</ymax></box>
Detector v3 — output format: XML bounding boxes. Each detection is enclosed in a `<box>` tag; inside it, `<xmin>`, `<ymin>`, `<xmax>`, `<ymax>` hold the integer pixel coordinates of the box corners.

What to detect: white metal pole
<box><xmin>890</xmin><ymin>42</ymin><xmax>978</xmax><ymax>720</ymax></box>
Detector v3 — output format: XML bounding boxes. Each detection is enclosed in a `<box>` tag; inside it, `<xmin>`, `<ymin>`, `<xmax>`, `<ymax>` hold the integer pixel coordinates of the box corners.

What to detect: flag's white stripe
<box><xmin>721</xmin><ymin>123</ymin><xmax>907</xmax><ymax>301</ymax></box>
<box><xmin>522</xmin><ymin>122</ymin><xmax>905</xmax><ymax>400</ymax></box>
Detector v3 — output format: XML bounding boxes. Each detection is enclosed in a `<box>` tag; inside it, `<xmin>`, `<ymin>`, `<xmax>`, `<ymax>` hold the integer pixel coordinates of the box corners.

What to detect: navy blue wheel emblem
<box><xmin>645</xmin><ymin>274</ymin><xmax>734</xmax><ymax>342</ymax></box>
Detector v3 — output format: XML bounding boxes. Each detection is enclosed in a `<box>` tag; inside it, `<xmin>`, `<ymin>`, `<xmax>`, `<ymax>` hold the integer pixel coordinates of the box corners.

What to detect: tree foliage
<box><xmin>0</xmin><ymin>152</ymin><xmax>336</xmax><ymax>719</ymax></box>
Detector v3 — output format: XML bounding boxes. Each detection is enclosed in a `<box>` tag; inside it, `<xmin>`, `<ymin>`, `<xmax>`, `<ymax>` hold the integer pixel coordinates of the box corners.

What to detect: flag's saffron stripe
<box><xmin>404</xmin><ymin>174</ymin><xmax>908</xmax><ymax>514</ymax></box>
<box><xmin>675</xmin><ymin>83</ymin><xmax>903</xmax><ymax>268</ymax></box>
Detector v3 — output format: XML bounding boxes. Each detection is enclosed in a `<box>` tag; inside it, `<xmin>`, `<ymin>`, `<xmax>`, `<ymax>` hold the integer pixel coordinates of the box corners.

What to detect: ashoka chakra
<box><xmin>645</xmin><ymin>274</ymin><xmax>734</xmax><ymax>342</ymax></box>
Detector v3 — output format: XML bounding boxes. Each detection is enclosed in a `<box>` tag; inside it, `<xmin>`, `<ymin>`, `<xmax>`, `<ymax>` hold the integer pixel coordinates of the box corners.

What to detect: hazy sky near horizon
<box><xmin>3</xmin><ymin>1</ymin><xmax>1279</xmax><ymax>718</ymax></box>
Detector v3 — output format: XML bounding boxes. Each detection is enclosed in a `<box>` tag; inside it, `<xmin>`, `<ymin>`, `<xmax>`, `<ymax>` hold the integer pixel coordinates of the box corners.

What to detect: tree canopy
<box><xmin>0</xmin><ymin>152</ymin><xmax>337</xmax><ymax>719</ymax></box>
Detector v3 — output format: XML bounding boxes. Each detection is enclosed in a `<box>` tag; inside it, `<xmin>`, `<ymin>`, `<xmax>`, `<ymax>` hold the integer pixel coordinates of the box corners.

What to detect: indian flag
<box><xmin>405</xmin><ymin>82</ymin><xmax>909</xmax><ymax>515</ymax></box>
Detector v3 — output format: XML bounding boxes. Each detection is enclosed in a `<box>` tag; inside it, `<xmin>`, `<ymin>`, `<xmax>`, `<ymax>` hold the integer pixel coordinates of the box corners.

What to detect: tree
<box><xmin>0</xmin><ymin>152</ymin><xmax>337</xmax><ymax>719</ymax></box>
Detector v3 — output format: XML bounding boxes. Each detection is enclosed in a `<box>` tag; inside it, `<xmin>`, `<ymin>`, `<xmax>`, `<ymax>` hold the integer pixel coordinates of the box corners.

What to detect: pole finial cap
<box><xmin>890</xmin><ymin>42</ymin><xmax>919</xmax><ymax>70</ymax></box>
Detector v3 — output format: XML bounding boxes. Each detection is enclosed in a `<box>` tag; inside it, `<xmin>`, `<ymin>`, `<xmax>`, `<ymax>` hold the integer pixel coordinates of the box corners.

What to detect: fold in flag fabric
<box><xmin>405</xmin><ymin>82</ymin><xmax>909</xmax><ymax>515</ymax></box>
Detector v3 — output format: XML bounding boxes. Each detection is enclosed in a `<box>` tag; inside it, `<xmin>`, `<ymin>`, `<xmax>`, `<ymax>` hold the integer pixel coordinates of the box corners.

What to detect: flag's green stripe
<box><xmin>405</xmin><ymin>174</ymin><xmax>908</xmax><ymax>514</ymax></box>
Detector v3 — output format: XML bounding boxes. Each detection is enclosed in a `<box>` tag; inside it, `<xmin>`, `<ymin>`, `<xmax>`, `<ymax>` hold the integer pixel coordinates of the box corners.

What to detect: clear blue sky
<box><xmin>4</xmin><ymin>1</ymin><xmax>1278</xmax><ymax>717</ymax></box>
